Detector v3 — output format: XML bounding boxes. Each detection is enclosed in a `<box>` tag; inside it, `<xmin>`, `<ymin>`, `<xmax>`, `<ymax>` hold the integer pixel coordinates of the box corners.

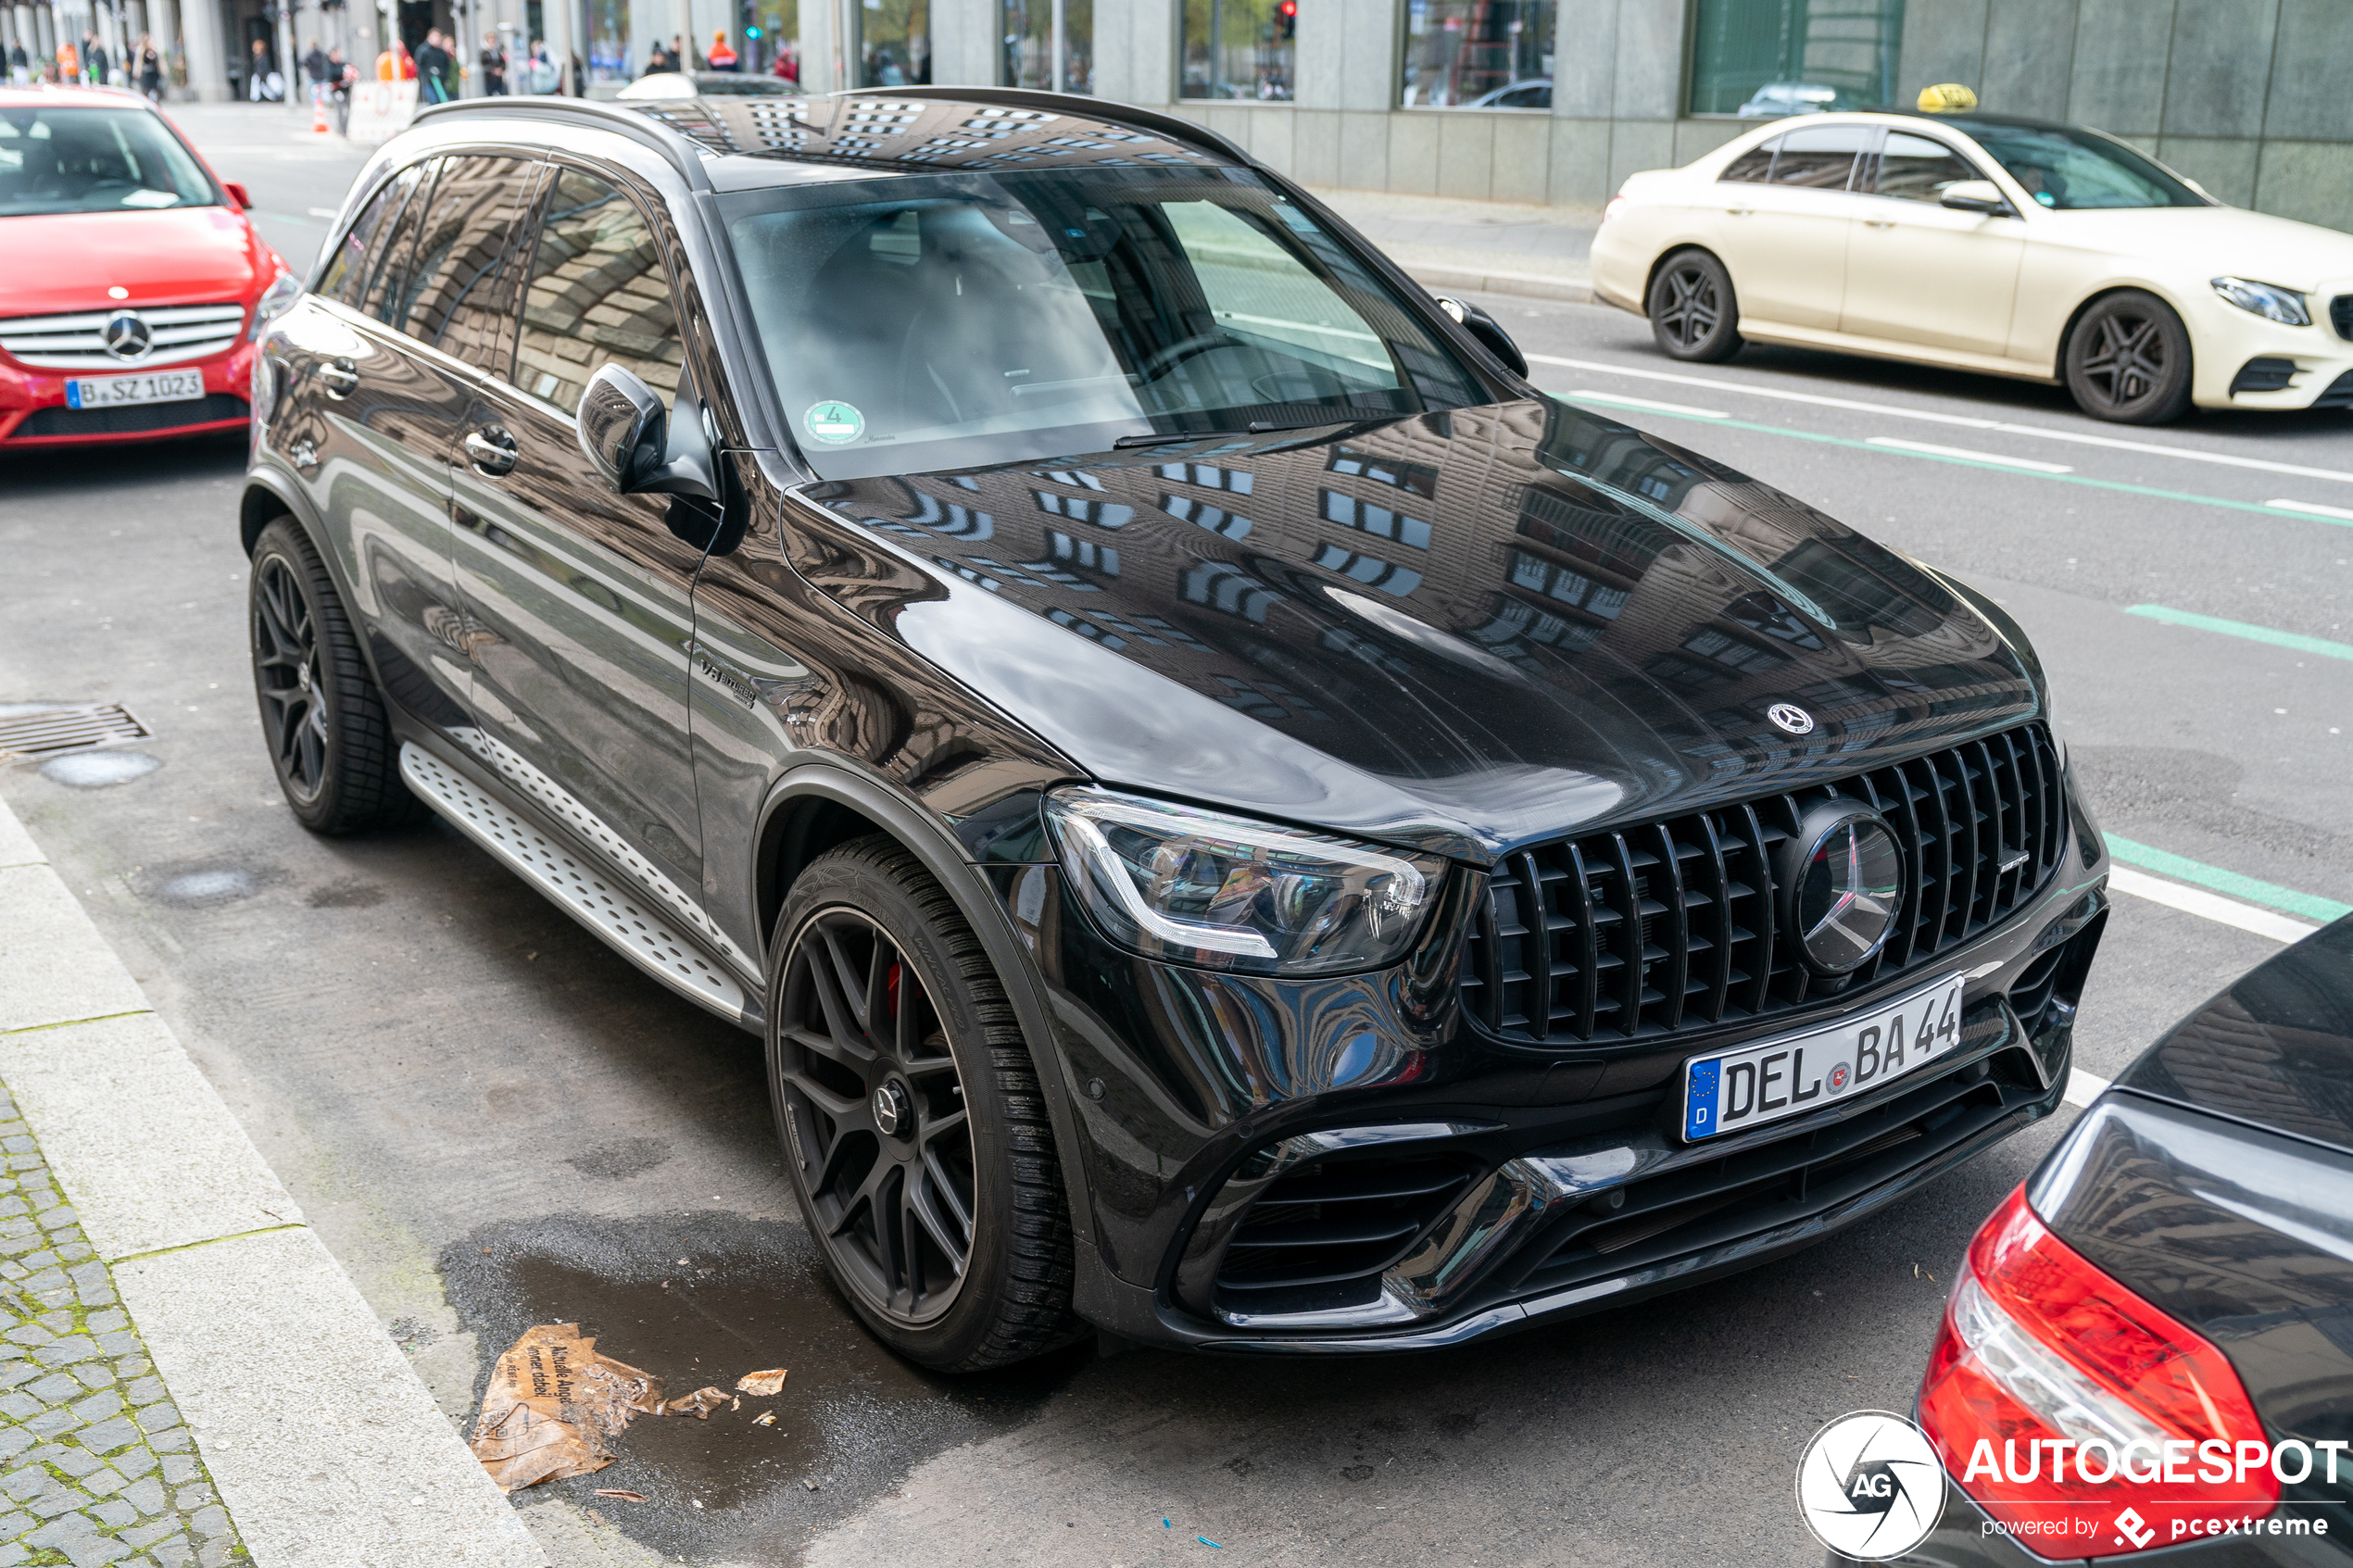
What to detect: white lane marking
<box><xmin>306</xmin><ymin>206</ymin><xmax>339</xmax><ymax>219</ymax></box>
<box><xmin>1570</xmin><ymin>390</ymin><xmax>1729</xmax><ymax>419</ymax></box>
<box><xmin>1525</xmin><ymin>352</ymin><xmax>2353</xmax><ymax>485</ymax></box>
<box><xmin>1867</xmin><ymin>436</ymin><xmax>2073</xmax><ymax>473</ymax></box>
<box><xmin>2109</xmin><ymin>865</ymin><xmax>2322</xmax><ymax>944</ymax></box>
<box><xmin>2268</xmin><ymin>497</ymin><xmax>2353</xmax><ymax>521</ymax></box>
<box><xmin>2064</xmin><ymin>1068</ymin><xmax>2109</xmax><ymax>1109</ymax></box>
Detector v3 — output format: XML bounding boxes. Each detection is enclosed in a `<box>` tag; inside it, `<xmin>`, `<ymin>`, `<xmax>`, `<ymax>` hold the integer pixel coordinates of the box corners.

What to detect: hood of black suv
<box><xmin>795</xmin><ymin>397</ymin><xmax>2043</xmax><ymax>860</ymax></box>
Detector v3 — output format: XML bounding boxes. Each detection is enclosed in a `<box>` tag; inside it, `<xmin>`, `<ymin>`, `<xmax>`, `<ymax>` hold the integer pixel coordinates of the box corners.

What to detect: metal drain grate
<box><xmin>0</xmin><ymin>703</ymin><xmax>151</xmax><ymax>762</ymax></box>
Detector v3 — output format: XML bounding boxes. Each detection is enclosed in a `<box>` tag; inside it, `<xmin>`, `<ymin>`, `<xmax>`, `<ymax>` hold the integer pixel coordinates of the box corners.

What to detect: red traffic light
<box><xmin>1278</xmin><ymin>2</ymin><xmax>1296</xmax><ymax>16</ymax></box>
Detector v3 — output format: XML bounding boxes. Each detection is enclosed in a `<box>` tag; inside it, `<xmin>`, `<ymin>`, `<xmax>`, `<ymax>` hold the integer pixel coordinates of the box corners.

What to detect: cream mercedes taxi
<box><xmin>1589</xmin><ymin>109</ymin><xmax>2353</xmax><ymax>424</ymax></box>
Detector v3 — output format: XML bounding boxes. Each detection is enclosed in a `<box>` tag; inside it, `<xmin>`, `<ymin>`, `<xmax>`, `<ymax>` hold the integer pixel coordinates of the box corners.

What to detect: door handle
<box><xmin>1724</xmin><ymin>207</ymin><xmax>1753</xmax><ymax>217</ymax></box>
<box><xmin>465</xmin><ymin>427</ymin><xmax>518</xmax><ymax>476</ymax></box>
<box><xmin>318</xmin><ymin>358</ymin><xmax>359</xmax><ymax>398</ymax></box>
<box><xmin>1864</xmin><ymin>219</ymin><xmax>1897</xmax><ymax>229</ymax></box>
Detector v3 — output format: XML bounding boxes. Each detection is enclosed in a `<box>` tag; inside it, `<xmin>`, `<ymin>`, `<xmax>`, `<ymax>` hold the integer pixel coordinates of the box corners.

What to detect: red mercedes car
<box><xmin>0</xmin><ymin>86</ymin><xmax>298</xmax><ymax>449</ymax></box>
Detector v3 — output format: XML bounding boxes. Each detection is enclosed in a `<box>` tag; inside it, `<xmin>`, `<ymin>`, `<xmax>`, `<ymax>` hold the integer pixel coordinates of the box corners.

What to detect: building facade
<box><xmin>8</xmin><ymin>0</ymin><xmax>2347</xmax><ymax>232</ymax></box>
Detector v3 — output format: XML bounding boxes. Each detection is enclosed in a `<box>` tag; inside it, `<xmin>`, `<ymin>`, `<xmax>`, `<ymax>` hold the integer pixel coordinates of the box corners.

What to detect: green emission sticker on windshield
<box><xmin>803</xmin><ymin>400</ymin><xmax>865</xmax><ymax>445</ymax></box>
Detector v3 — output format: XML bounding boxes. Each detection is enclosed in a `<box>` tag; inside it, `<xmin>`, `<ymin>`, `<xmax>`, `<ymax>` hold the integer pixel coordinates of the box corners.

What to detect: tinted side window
<box><xmin>359</xmin><ymin>159</ymin><xmax>439</xmax><ymax>326</ymax></box>
<box><xmin>1720</xmin><ymin>141</ymin><xmax>1777</xmax><ymax>183</ymax></box>
<box><xmin>1873</xmin><ymin>132</ymin><xmax>1977</xmax><ymax>203</ymax></box>
<box><xmin>317</xmin><ymin>164</ymin><xmax>422</xmax><ymax>308</ymax></box>
<box><xmin>398</xmin><ymin>154</ymin><xmax>540</xmax><ymax>374</ymax></box>
<box><xmin>516</xmin><ymin>169</ymin><xmax>683</xmax><ymax>414</ymax></box>
<box><xmin>1766</xmin><ymin>126</ymin><xmax>1871</xmax><ymax>190</ymax></box>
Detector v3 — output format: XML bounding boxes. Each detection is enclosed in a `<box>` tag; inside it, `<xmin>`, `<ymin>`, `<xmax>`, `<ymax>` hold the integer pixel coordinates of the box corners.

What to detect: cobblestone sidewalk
<box><xmin>0</xmin><ymin>1085</ymin><xmax>244</xmax><ymax>1568</ymax></box>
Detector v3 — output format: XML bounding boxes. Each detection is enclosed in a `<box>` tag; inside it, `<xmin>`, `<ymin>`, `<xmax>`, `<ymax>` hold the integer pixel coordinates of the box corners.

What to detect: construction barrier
<box><xmin>346</xmin><ymin>79</ymin><xmax>418</xmax><ymax>145</ymax></box>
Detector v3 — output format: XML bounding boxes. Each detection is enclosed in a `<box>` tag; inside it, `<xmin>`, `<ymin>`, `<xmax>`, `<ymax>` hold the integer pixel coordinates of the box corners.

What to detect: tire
<box><xmin>1647</xmin><ymin>248</ymin><xmax>1743</xmax><ymax>363</ymax></box>
<box><xmin>246</xmin><ymin>517</ymin><xmax>424</xmax><ymax>834</ymax></box>
<box><xmin>2063</xmin><ymin>290</ymin><xmax>2194</xmax><ymax>425</ymax></box>
<box><xmin>767</xmin><ymin>835</ymin><xmax>1082</xmax><ymax>1371</ymax></box>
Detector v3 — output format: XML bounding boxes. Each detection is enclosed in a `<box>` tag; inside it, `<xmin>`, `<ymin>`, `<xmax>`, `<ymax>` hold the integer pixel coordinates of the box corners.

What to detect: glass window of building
<box><xmin>1400</xmin><ymin>0</ymin><xmax>1553</xmax><ymax>109</ymax></box>
<box><xmin>746</xmin><ymin>0</ymin><xmax>801</xmax><ymax>79</ymax></box>
<box><xmin>1003</xmin><ymin>0</ymin><xmax>1092</xmax><ymax>93</ymax></box>
<box><xmin>1688</xmin><ymin>0</ymin><xmax>1903</xmax><ymax>117</ymax></box>
<box><xmin>859</xmin><ymin>0</ymin><xmax>928</xmax><ymax>85</ymax></box>
<box><xmin>586</xmin><ymin>0</ymin><xmax>629</xmax><ymax>84</ymax></box>
<box><xmin>1179</xmin><ymin>0</ymin><xmax>1293</xmax><ymax>100</ymax></box>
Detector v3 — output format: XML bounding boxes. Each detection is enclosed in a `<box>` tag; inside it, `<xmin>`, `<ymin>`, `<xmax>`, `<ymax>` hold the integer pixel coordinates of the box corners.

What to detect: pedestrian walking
<box><xmin>6</xmin><ymin>39</ymin><xmax>28</xmax><ymax>85</ymax></box>
<box><xmin>56</xmin><ymin>37</ymin><xmax>79</xmax><ymax>84</ymax></box>
<box><xmin>246</xmin><ymin>36</ymin><xmax>281</xmax><ymax>100</ymax></box>
<box><xmin>135</xmin><ymin>32</ymin><xmax>162</xmax><ymax>100</ymax></box>
<box><xmin>375</xmin><ymin>37</ymin><xmax>415</xmax><ymax>79</ymax></box>
<box><xmin>327</xmin><ymin>46</ymin><xmax>352</xmax><ymax>131</ymax></box>
<box><xmin>706</xmin><ymin>30</ymin><xmax>736</xmax><ymax>69</ymax></box>
<box><xmin>479</xmin><ymin>31</ymin><xmax>506</xmax><ymax>94</ymax></box>
<box><xmin>413</xmin><ymin>29</ymin><xmax>450</xmax><ymax>103</ymax></box>
<box><xmin>302</xmin><ymin>36</ymin><xmax>330</xmax><ymax>109</ymax></box>
<box><xmin>82</xmin><ymin>31</ymin><xmax>107</xmax><ymax>85</ymax></box>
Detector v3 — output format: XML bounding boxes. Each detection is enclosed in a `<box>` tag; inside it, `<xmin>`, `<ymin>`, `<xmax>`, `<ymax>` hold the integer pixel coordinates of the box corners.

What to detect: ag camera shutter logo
<box><xmin>1795</xmin><ymin>1411</ymin><xmax>1945</xmax><ymax>1560</ymax></box>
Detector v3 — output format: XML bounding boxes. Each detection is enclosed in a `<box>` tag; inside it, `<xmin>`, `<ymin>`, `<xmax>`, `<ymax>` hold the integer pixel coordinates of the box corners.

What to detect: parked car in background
<box><xmin>1592</xmin><ymin>109</ymin><xmax>2353</xmax><ymax>424</ymax></box>
<box><xmin>0</xmin><ymin>86</ymin><xmax>297</xmax><ymax>449</ymax></box>
<box><xmin>614</xmin><ymin>70</ymin><xmax>799</xmax><ymax>99</ymax></box>
<box><xmin>245</xmin><ymin>87</ymin><xmax>2108</xmax><ymax>1373</ymax></box>
<box><xmin>1893</xmin><ymin>916</ymin><xmax>2353</xmax><ymax>1564</ymax></box>
<box><xmin>1735</xmin><ymin>82</ymin><xmax>1841</xmax><ymax>119</ymax></box>
<box><xmin>1466</xmin><ymin>79</ymin><xmax>1552</xmax><ymax>110</ymax></box>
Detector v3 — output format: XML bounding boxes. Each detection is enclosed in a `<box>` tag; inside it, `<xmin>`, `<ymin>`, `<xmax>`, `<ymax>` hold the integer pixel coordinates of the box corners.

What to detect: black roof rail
<box><xmin>410</xmin><ymin>96</ymin><xmax>714</xmax><ymax>189</ymax></box>
<box><xmin>837</xmin><ymin>86</ymin><xmax>1253</xmax><ymax>168</ymax></box>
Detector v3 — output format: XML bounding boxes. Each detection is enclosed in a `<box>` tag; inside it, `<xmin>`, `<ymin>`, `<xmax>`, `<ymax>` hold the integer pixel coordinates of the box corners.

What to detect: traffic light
<box><xmin>1277</xmin><ymin>0</ymin><xmax>1295</xmax><ymax>38</ymax></box>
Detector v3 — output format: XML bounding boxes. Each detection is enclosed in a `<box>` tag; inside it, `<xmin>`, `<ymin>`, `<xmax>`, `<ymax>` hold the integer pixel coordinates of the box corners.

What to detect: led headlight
<box><xmin>1045</xmin><ymin>788</ymin><xmax>1446</xmax><ymax>976</ymax></box>
<box><xmin>247</xmin><ymin>270</ymin><xmax>303</xmax><ymax>340</ymax></box>
<box><xmin>2211</xmin><ymin>276</ymin><xmax>2310</xmax><ymax>327</ymax></box>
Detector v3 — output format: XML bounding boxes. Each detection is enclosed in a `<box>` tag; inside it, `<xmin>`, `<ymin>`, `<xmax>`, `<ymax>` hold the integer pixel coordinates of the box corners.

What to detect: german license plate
<box><xmin>1681</xmin><ymin>972</ymin><xmax>1966</xmax><ymax>1141</ymax></box>
<box><xmin>65</xmin><ymin>370</ymin><xmax>206</xmax><ymax>409</ymax></box>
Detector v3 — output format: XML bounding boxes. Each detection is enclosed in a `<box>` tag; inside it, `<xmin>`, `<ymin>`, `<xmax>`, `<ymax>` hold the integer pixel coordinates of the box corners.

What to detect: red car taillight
<box><xmin>1918</xmin><ymin>1186</ymin><xmax>2278</xmax><ymax>1557</ymax></box>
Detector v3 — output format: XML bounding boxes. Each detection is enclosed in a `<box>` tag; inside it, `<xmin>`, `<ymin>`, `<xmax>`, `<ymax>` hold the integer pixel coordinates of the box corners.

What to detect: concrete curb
<box><xmin>0</xmin><ymin>793</ymin><xmax>543</xmax><ymax>1568</ymax></box>
<box><xmin>1401</xmin><ymin>262</ymin><xmax>1594</xmax><ymax>304</ymax></box>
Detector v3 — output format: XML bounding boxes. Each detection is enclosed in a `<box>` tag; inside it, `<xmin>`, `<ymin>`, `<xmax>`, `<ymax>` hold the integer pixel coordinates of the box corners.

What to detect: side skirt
<box><xmin>397</xmin><ymin>742</ymin><xmax>755</xmax><ymax>1028</ymax></box>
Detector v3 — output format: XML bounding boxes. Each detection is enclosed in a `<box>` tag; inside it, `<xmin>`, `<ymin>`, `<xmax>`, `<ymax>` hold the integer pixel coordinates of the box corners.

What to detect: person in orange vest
<box><xmin>706</xmin><ymin>30</ymin><xmax>736</xmax><ymax>69</ymax></box>
<box><xmin>376</xmin><ymin>39</ymin><xmax>416</xmax><ymax>79</ymax></box>
<box><xmin>55</xmin><ymin>38</ymin><xmax>78</xmax><ymax>81</ymax></box>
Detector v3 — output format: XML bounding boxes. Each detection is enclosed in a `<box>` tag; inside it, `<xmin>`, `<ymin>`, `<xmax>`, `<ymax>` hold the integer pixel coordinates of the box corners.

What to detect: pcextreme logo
<box><xmin>1795</xmin><ymin>1411</ymin><xmax>1945</xmax><ymax>1561</ymax></box>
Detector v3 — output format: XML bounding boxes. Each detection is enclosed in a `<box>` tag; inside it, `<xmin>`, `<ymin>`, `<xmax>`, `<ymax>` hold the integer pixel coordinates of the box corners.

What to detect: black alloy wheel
<box><xmin>245</xmin><ymin>518</ymin><xmax>422</xmax><ymax>834</ymax></box>
<box><xmin>1647</xmin><ymin>248</ymin><xmax>1743</xmax><ymax>363</ymax></box>
<box><xmin>2064</xmin><ymin>289</ymin><xmax>2194</xmax><ymax>425</ymax></box>
<box><xmin>768</xmin><ymin>837</ymin><xmax>1082</xmax><ymax>1370</ymax></box>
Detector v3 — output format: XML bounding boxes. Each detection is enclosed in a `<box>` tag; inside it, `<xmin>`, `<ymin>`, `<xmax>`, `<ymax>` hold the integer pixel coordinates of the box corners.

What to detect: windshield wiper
<box><xmin>1110</xmin><ymin>417</ymin><xmax>1356</xmax><ymax>450</ymax></box>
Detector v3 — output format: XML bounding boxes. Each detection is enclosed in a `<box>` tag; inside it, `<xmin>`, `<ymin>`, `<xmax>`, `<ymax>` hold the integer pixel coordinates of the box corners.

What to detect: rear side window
<box><xmin>317</xmin><ymin>166</ymin><xmax>416</xmax><ymax>307</ymax></box>
<box><xmin>397</xmin><ymin>154</ymin><xmax>541</xmax><ymax>374</ymax></box>
<box><xmin>1766</xmin><ymin>125</ymin><xmax>1871</xmax><ymax>190</ymax></box>
<box><xmin>1872</xmin><ymin>132</ymin><xmax>1976</xmax><ymax>203</ymax></box>
<box><xmin>1719</xmin><ymin>141</ymin><xmax>1776</xmax><ymax>183</ymax></box>
<box><xmin>515</xmin><ymin>169</ymin><xmax>683</xmax><ymax>413</ymax></box>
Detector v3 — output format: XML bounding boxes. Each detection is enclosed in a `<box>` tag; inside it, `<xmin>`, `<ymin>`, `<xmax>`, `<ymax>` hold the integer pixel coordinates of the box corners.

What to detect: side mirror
<box><xmin>1434</xmin><ymin>295</ymin><xmax>1529</xmax><ymax>379</ymax></box>
<box><xmin>1940</xmin><ymin>179</ymin><xmax>2011</xmax><ymax>215</ymax></box>
<box><xmin>222</xmin><ymin>181</ymin><xmax>253</xmax><ymax>210</ymax></box>
<box><xmin>577</xmin><ymin>363</ymin><xmax>668</xmax><ymax>492</ymax></box>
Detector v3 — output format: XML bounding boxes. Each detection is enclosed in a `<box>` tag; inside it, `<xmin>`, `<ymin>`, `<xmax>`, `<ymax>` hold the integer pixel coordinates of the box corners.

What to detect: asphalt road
<box><xmin>2</xmin><ymin>105</ymin><xmax>2348</xmax><ymax>1568</ymax></box>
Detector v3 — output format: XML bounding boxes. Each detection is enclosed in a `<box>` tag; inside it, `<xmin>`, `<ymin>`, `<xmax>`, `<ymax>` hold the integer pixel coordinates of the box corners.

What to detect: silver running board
<box><xmin>398</xmin><ymin>743</ymin><xmax>750</xmax><ymax>1023</ymax></box>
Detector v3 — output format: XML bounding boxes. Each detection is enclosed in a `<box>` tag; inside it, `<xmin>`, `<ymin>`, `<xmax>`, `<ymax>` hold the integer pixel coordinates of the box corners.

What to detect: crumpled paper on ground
<box><xmin>736</xmin><ymin>1368</ymin><xmax>787</xmax><ymax>1397</ymax></box>
<box><xmin>470</xmin><ymin>1323</ymin><xmax>666</xmax><ymax>1492</ymax></box>
<box><xmin>665</xmin><ymin>1385</ymin><xmax>730</xmax><ymax>1418</ymax></box>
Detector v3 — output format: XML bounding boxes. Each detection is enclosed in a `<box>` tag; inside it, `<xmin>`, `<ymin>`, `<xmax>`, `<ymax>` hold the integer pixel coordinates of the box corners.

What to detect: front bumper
<box><xmin>0</xmin><ymin>342</ymin><xmax>256</xmax><ymax>447</ymax></box>
<box><xmin>2187</xmin><ymin>282</ymin><xmax>2353</xmax><ymax>411</ymax></box>
<box><xmin>999</xmin><ymin>788</ymin><xmax>2111</xmax><ymax>1355</ymax></box>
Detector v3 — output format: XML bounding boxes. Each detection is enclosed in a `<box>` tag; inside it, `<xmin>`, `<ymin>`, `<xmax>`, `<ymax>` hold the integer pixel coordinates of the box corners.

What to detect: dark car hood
<box><xmin>798</xmin><ymin>397</ymin><xmax>2044</xmax><ymax>860</ymax></box>
<box><xmin>2116</xmin><ymin>914</ymin><xmax>2353</xmax><ymax>1158</ymax></box>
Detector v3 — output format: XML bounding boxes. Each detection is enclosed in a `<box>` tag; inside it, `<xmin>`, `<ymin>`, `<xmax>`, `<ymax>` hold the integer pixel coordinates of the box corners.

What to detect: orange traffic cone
<box><xmin>311</xmin><ymin>95</ymin><xmax>329</xmax><ymax>133</ymax></box>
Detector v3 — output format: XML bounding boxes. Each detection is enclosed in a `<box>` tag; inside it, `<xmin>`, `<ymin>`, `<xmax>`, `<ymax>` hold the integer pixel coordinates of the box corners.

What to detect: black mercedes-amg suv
<box><xmin>240</xmin><ymin>87</ymin><xmax>2108</xmax><ymax>1370</ymax></box>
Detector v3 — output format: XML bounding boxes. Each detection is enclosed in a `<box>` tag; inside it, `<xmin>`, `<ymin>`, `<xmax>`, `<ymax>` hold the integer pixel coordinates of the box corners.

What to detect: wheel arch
<box><xmin>2050</xmin><ymin>282</ymin><xmax>2194</xmax><ymax>382</ymax></box>
<box><xmin>1642</xmin><ymin>242</ymin><xmax>1730</xmax><ymax>315</ymax></box>
<box><xmin>751</xmin><ymin>763</ymin><xmax>1100</xmax><ymax>1255</ymax></box>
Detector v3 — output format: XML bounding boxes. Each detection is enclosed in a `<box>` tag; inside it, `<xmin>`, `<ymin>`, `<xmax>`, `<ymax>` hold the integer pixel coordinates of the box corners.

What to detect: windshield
<box><xmin>0</xmin><ymin>106</ymin><xmax>220</xmax><ymax>217</ymax></box>
<box><xmin>1961</xmin><ymin>122</ymin><xmax>2207</xmax><ymax>210</ymax></box>
<box><xmin>722</xmin><ymin>168</ymin><xmax>1485</xmax><ymax>477</ymax></box>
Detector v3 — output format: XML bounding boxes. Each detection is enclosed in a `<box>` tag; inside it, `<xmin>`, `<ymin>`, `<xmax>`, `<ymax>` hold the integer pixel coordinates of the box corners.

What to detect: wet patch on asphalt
<box><xmin>135</xmin><ymin>859</ymin><xmax>288</xmax><ymax>907</ymax></box>
<box><xmin>440</xmin><ymin>1212</ymin><xmax>1088</xmax><ymax>1559</ymax></box>
<box><xmin>37</xmin><ymin>750</ymin><xmax>163</xmax><ymax>788</ymax></box>
<box><xmin>565</xmin><ymin>1137</ymin><xmax>675</xmax><ymax>1181</ymax></box>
